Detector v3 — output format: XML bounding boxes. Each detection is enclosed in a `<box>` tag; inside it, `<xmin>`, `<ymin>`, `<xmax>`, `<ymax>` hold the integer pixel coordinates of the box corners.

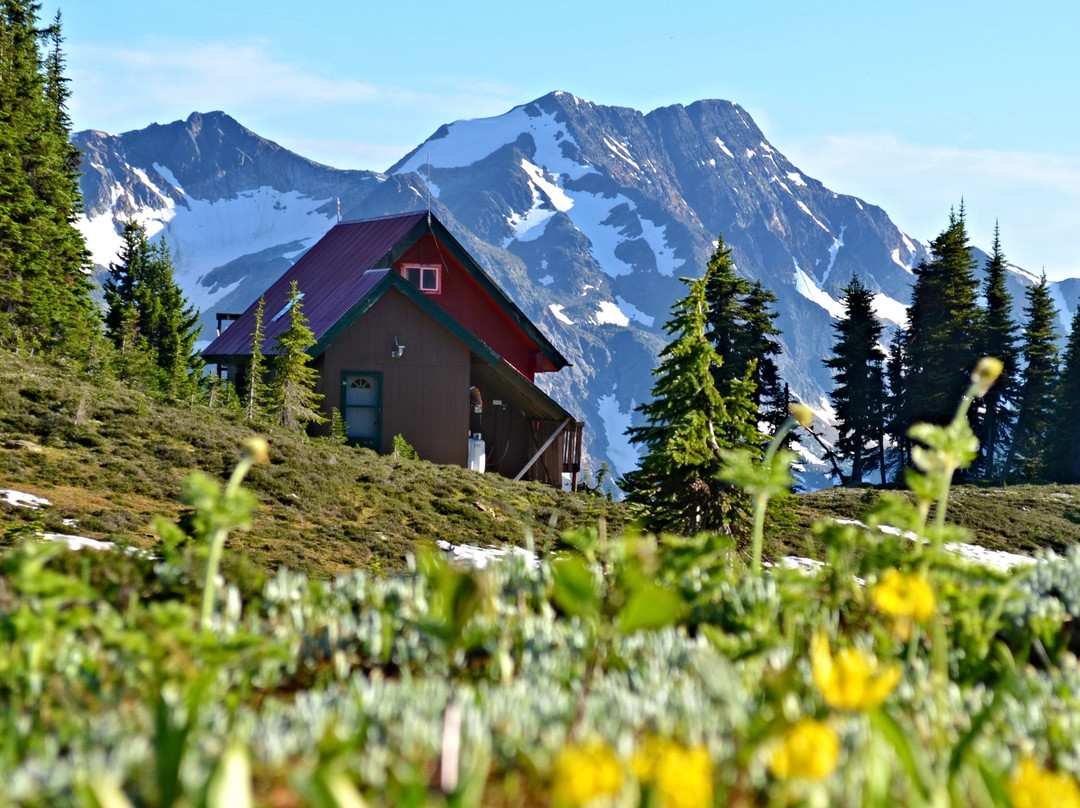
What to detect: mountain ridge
<box><xmin>72</xmin><ymin>94</ymin><xmax>1076</xmax><ymax>487</ymax></box>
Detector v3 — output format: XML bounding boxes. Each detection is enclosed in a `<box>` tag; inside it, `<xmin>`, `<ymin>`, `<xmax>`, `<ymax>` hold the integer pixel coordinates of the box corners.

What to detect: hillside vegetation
<box><xmin>0</xmin><ymin>352</ymin><xmax>624</xmax><ymax>576</ymax></box>
<box><xmin>4</xmin><ymin>351</ymin><xmax>1080</xmax><ymax>576</ymax></box>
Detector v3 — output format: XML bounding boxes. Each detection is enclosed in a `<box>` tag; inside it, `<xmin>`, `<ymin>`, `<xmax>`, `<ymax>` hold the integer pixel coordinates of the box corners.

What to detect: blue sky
<box><xmin>51</xmin><ymin>0</ymin><xmax>1080</xmax><ymax>280</ymax></box>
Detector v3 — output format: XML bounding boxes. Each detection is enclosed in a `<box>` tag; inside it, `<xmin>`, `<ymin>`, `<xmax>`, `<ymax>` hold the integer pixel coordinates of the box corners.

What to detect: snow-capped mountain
<box><xmin>73</xmin><ymin>94</ymin><xmax>1076</xmax><ymax>486</ymax></box>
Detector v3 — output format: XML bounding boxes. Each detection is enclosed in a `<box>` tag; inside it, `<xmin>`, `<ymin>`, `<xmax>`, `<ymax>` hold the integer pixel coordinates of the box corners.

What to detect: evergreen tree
<box><xmin>0</xmin><ymin>2</ymin><xmax>98</xmax><ymax>354</ymax></box>
<box><xmin>267</xmin><ymin>281</ymin><xmax>326</xmax><ymax>431</ymax></box>
<box><xmin>740</xmin><ymin>280</ymin><xmax>786</xmax><ymax>435</ymax></box>
<box><xmin>974</xmin><ymin>223</ymin><xmax>1021</xmax><ymax>478</ymax></box>
<box><xmin>623</xmin><ymin>269</ymin><xmax>759</xmax><ymax>536</ymax></box>
<box><xmin>103</xmin><ymin>221</ymin><xmax>201</xmax><ymax>393</ymax></box>
<box><xmin>883</xmin><ymin>330</ymin><xmax>911</xmax><ymax>475</ymax></box>
<box><xmin>246</xmin><ymin>296</ymin><xmax>266</xmax><ymax>421</ymax></box>
<box><xmin>901</xmin><ymin>207</ymin><xmax>982</xmax><ymax>430</ymax></box>
<box><xmin>1009</xmin><ymin>273</ymin><xmax>1060</xmax><ymax>479</ymax></box>
<box><xmin>825</xmin><ymin>275</ymin><xmax>888</xmax><ymax>485</ymax></box>
<box><xmin>703</xmin><ymin>234</ymin><xmax>785</xmax><ymax>435</ymax></box>
<box><xmin>1045</xmin><ymin>305</ymin><xmax>1080</xmax><ymax>483</ymax></box>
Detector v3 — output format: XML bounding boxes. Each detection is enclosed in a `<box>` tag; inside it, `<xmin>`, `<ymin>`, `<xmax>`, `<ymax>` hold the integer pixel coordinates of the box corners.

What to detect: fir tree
<box><xmin>883</xmin><ymin>330</ymin><xmax>911</xmax><ymax>475</ymax></box>
<box><xmin>1009</xmin><ymin>273</ymin><xmax>1060</xmax><ymax>480</ymax></box>
<box><xmin>703</xmin><ymin>234</ymin><xmax>785</xmax><ymax>435</ymax></box>
<box><xmin>1045</xmin><ymin>305</ymin><xmax>1080</xmax><ymax>483</ymax></box>
<box><xmin>623</xmin><ymin>269</ymin><xmax>759</xmax><ymax>536</ymax></box>
<box><xmin>825</xmin><ymin>275</ymin><xmax>888</xmax><ymax>485</ymax></box>
<box><xmin>245</xmin><ymin>296</ymin><xmax>266</xmax><ymax>421</ymax></box>
<box><xmin>901</xmin><ymin>206</ymin><xmax>982</xmax><ymax>431</ymax></box>
<box><xmin>0</xmin><ymin>2</ymin><xmax>98</xmax><ymax>354</ymax></box>
<box><xmin>974</xmin><ymin>223</ymin><xmax>1021</xmax><ymax>478</ymax></box>
<box><xmin>267</xmin><ymin>281</ymin><xmax>326</xmax><ymax>431</ymax></box>
<box><xmin>103</xmin><ymin>221</ymin><xmax>201</xmax><ymax>394</ymax></box>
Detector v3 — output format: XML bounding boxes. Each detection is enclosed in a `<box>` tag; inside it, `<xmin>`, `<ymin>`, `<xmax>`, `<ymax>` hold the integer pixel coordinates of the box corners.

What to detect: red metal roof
<box><xmin>203</xmin><ymin>212</ymin><xmax>426</xmax><ymax>357</ymax></box>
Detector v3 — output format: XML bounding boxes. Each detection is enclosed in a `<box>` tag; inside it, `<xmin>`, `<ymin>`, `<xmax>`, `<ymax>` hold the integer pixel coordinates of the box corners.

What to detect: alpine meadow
<box><xmin>6</xmin><ymin>2</ymin><xmax>1080</xmax><ymax>807</ymax></box>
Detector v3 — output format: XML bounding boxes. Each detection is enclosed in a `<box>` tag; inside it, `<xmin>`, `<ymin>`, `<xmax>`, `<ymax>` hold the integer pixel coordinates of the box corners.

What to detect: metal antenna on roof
<box><xmin>336</xmin><ymin>197</ymin><xmax>341</xmax><ymax>223</ymax></box>
<box><xmin>426</xmin><ymin>152</ymin><xmax>432</xmax><ymax>226</ymax></box>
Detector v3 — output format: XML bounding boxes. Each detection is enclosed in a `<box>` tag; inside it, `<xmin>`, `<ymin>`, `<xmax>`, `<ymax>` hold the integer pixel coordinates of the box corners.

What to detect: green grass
<box><xmin>0</xmin><ymin>352</ymin><xmax>625</xmax><ymax>576</ymax></box>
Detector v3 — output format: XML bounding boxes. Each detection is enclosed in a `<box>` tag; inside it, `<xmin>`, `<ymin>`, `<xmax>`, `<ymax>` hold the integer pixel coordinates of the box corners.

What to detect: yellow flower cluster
<box><xmin>768</xmin><ymin>717</ymin><xmax>839</xmax><ymax>781</ymax></box>
<box><xmin>811</xmin><ymin>634</ymin><xmax>900</xmax><ymax>711</ymax></box>
<box><xmin>872</xmin><ymin>569</ymin><xmax>935</xmax><ymax>622</ymax></box>
<box><xmin>551</xmin><ymin>739</ymin><xmax>624</xmax><ymax>808</ymax></box>
<box><xmin>632</xmin><ymin>736</ymin><xmax>713</xmax><ymax>808</ymax></box>
<box><xmin>1007</xmin><ymin>757</ymin><xmax>1080</xmax><ymax>808</ymax></box>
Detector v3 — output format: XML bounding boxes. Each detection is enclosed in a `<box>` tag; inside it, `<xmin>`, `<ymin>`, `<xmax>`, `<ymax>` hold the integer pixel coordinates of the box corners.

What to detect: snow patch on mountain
<box><xmin>596</xmin><ymin>392</ymin><xmax>640</xmax><ymax>477</ymax></box>
<box><xmin>823</xmin><ymin>225</ymin><xmax>846</xmax><ymax>284</ymax></box>
<box><xmin>594</xmin><ymin>301</ymin><xmax>630</xmax><ymax>326</ymax></box>
<box><xmin>614</xmin><ymin>295</ymin><xmax>654</xmax><ymax>327</ymax></box>
<box><xmin>396</xmin><ymin>104</ymin><xmax>595</xmax><ymax>182</ymax></box>
<box><xmin>797</xmin><ymin>200</ymin><xmax>829</xmax><ymax>232</ymax></box>
<box><xmin>603</xmin><ymin>136</ymin><xmax>641</xmax><ymax>171</ymax></box>
<box><xmin>79</xmin><ymin>178</ymin><xmax>335</xmax><ymax>312</ymax></box>
<box><xmin>714</xmin><ymin>137</ymin><xmax>734</xmax><ymax>158</ymax></box>
<box><xmin>872</xmin><ymin>293</ymin><xmax>908</xmax><ymax>326</ymax></box>
<box><xmin>786</xmin><ymin>171</ymin><xmax>807</xmax><ymax>187</ymax></box>
<box><xmin>1048</xmin><ymin>282</ymin><xmax>1072</xmax><ymax>332</ymax></box>
<box><xmin>153</xmin><ymin>163</ymin><xmax>185</xmax><ymax>194</ymax></box>
<box><xmin>537</xmin><ymin>275</ymin><xmax>554</xmax><ymax>286</ymax></box>
<box><xmin>793</xmin><ymin>260</ymin><xmax>845</xmax><ymax>318</ymax></box>
<box><xmin>549</xmin><ymin>304</ymin><xmax>574</xmax><ymax>325</ymax></box>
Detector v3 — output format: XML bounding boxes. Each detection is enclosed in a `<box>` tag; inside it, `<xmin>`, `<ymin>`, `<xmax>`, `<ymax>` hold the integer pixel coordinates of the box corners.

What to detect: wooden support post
<box><xmin>514</xmin><ymin>417</ymin><xmax>572</xmax><ymax>482</ymax></box>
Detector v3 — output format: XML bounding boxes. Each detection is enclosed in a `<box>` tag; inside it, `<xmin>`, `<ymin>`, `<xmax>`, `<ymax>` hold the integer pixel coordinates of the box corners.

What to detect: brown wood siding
<box><xmin>316</xmin><ymin>289</ymin><xmax>471</xmax><ymax>466</ymax></box>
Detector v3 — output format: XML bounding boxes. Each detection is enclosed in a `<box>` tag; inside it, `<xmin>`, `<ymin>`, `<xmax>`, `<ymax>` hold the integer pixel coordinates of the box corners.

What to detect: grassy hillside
<box><xmin>0</xmin><ymin>352</ymin><xmax>624</xmax><ymax>576</ymax></box>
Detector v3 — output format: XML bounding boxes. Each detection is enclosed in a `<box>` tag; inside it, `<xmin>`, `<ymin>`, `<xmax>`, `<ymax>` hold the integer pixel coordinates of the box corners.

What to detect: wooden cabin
<box><xmin>202</xmin><ymin>211</ymin><xmax>583</xmax><ymax>489</ymax></box>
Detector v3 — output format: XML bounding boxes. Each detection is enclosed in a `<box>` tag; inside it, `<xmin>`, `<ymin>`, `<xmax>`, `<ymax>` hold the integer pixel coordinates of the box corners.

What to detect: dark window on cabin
<box><xmin>403</xmin><ymin>264</ymin><xmax>440</xmax><ymax>293</ymax></box>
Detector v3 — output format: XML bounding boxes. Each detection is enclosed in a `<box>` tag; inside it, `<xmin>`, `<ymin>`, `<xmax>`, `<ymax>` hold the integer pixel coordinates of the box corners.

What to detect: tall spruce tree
<box><xmin>0</xmin><ymin>2</ymin><xmax>98</xmax><ymax>354</ymax></box>
<box><xmin>883</xmin><ymin>330</ymin><xmax>911</xmax><ymax>475</ymax></box>
<box><xmin>267</xmin><ymin>281</ymin><xmax>326</xmax><ymax>431</ymax></box>
<box><xmin>901</xmin><ymin>206</ymin><xmax>982</xmax><ymax>430</ymax></box>
<box><xmin>825</xmin><ymin>275</ymin><xmax>888</xmax><ymax>485</ymax></box>
<box><xmin>703</xmin><ymin>234</ymin><xmax>784</xmax><ymax>436</ymax></box>
<box><xmin>1009</xmin><ymin>273</ymin><xmax>1060</xmax><ymax>480</ymax></box>
<box><xmin>103</xmin><ymin>221</ymin><xmax>201</xmax><ymax>393</ymax></box>
<box><xmin>974</xmin><ymin>223</ymin><xmax>1021</xmax><ymax>478</ymax></box>
<box><xmin>623</xmin><ymin>269</ymin><xmax>759</xmax><ymax>536</ymax></box>
<box><xmin>246</xmin><ymin>296</ymin><xmax>267</xmax><ymax>421</ymax></box>
<box><xmin>1045</xmin><ymin>305</ymin><xmax>1080</xmax><ymax>483</ymax></box>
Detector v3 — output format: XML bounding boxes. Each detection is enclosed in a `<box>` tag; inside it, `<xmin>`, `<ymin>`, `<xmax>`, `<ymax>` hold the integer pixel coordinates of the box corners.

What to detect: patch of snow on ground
<box><xmin>796</xmin><ymin>200</ymin><xmax>830</xmax><ymax>232</ymax></box>
<box><xmin>2</xmin><ymin>490</ymin><xmax>51</xmax><ymax>509</ymax></box>
<box><xmin>714</xmin><ymin>137</ymin><xmax>734</xmax><ymax>158</ymax></box>
<box><xmin>549</xmin><ymin>304</ymin><xmax>574</xmax><ymax>325</ymax></box>
<box><xmin>833</xmin><ymin>520</ymin><xmax>1032</xmax><ymax>572</ymax></box>
<box><xmin>504</xmin><ymin>159</ymin><xmax>576</xmax><ymax>246</ymax></box>
<box><xmin>436</xmin><ymin>540</ymin><xmax>538</xmax><ymax>570</ymax></box>
<box><xmin>614</xmin><ymin>295</ymin><xmax>654</xmax><ymax>327</ymax></box>
<box><xmin>537</xmin><ymin>274</ymin><xmax>554</xmax><ymax>286</ymax></box>
<box><xmin>594</xmin><ymin>301</ymin><xmax>630</xmax><ymax>326</ymax></box>
<box><xmin>596</xmin><ymin>392</ymin><xmax>640</xmax><ymax>478</ymax></box>
<box><xmin>793</xmin><ymin>260</ymin><xmax>845</xmax><ymax>318</ymax></box>
<box><xmin>786</xmin><ymin>172</ymin><xmax>807</xmax><ymax>187</ymax></box>
<box><xmin>823</xmin><ymin>224</ymin><xmax>846</xmax><ymax>284</ymax></box>
<box><xmin>898</xmin><ymin>229</ymin><xmax>920</xmax><ymax>258</ymax></box>
<box><xmin>41</xmin><ymin>533</ymin><xmax>146</xmax><ymax>557</ymax></box>
<box><xmin>872</xmin><ymin>293</ymin><xmax>909</xmax><ymax>326</ymax></box>
<box><xmin>745</xmin><ymin>148</ymin><xmax>756</xmax><ymax>159</ymax></box>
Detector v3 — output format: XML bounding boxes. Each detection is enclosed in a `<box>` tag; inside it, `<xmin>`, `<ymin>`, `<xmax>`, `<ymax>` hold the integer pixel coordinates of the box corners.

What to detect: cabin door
<box><xmin>342</xmin><ymin>372</ymin><xmax>381</xmax><ymax>450</ymax></box>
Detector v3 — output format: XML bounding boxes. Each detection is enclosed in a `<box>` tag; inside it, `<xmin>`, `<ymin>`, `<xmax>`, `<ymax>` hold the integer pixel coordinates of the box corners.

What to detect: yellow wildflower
<box><xmin>551</xmin><ymin>739</ymin><xmax>624</xmax><ymax>807</ymax></box>
<box><xmin>768</xmin><ymin>717</ymin><xmax>839</xmax><ymax>781</ymax></box>
<box><xmin>1007</xmin><ymin>757</ymin><xmax>1080</xmax><ymax>808</ymax></box>
<box><xmin>811</xmin><ymin>634</ymin><xmax>900</xmax><ymax>710</ymax></box>
<box><xmin>971</xmin><ymin>356</ymin><xmax>1004</xmax><ymax>398</ymax></box>
<box><xmin>632</xmin><ymin>736</ymin><xmax>713</xmax><ymax>808</ymax></box>
<box><xmin>872</xmin><ymin>569</ymin><xmax>935</xmax><ymax>623</ymax></box>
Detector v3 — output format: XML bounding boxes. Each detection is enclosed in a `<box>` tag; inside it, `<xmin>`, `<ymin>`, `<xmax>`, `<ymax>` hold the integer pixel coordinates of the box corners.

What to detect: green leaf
<box><xmin>551</xmin><ymin>555</ymin><xmax>600</xmax><ymax>619</ymax></box>
<box><xmin>617</xmin><ymin>583</ymin><xmax>685</xmax><ymax>633</ymax></box>
<box><xmin>869</xmin><ymin>708</ymin><xmax>932</xmax><ymax>802</ymax></box>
